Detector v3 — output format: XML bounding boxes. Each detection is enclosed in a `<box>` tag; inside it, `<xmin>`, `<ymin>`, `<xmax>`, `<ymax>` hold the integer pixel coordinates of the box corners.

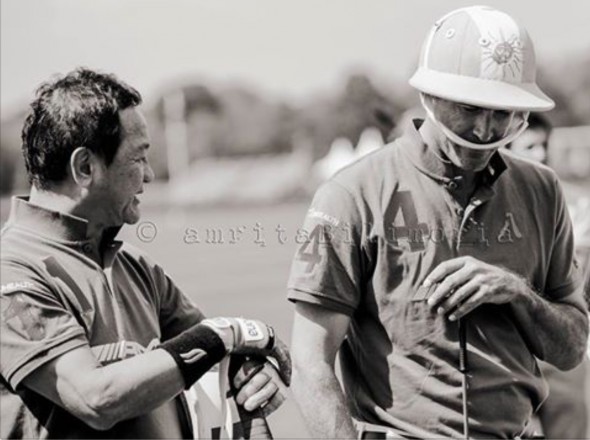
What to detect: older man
<box><xmin>0</xmin><ymin>68</ymin><xmax>289</xmax><ymax>439</ymax></box>
<box><xmin>288</xmin><ymin>6</ymin><xmax>588</xmax><ymax>439</ymax></box>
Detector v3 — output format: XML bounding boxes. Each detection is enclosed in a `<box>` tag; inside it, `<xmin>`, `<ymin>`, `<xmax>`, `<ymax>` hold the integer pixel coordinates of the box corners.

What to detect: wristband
<box><xmin>160</xmin><ymin>323</ymin><xmax>227</xmax><ymax>389</ymax></box>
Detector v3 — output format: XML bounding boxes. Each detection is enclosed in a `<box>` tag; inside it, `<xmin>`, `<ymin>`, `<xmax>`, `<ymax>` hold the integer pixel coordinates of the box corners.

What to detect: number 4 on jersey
<box><xmin>297</xmin><ymin>224</ymin><xmax>325</xmax><ymax>273</ymax></box>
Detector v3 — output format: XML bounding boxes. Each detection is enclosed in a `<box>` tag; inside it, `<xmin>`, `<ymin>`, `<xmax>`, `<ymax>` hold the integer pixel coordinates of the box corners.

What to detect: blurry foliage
<box><xmin>540</xmin><ymin>51</ymin><xmax>590</xmax><ymax>127</ymax></box>
<box><xmin>300</xmin><ymin>74</ymin><xmax>400</xmax><ymax>159</ymax></box>
<box><xmin>1</xmin><ymin>52</ymin><xmax>590</xmax><ymax>193</ymax></box>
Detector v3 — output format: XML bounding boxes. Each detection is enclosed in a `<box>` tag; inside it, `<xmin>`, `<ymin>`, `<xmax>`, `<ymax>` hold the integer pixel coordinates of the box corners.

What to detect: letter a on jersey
<box><xmin>386</xmin><ymin>191</ymin><xmax>429</xmax><ymax>251</ymax></box>
<box><xmin>497</xmin><ymin>212</ymin><xmax>522</xmax><ymax>243</ymax></box>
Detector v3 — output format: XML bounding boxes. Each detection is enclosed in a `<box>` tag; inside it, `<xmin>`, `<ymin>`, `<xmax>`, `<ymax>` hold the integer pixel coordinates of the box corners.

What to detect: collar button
<box><xmin>447</xmin><ymin>181</ymin><xmax>458</xmax><ymax>191</ymax></box>
<box><xmin>82</xmin><ymin>244</ymin><xmax>93</xmax><ymax>254</ymax></box>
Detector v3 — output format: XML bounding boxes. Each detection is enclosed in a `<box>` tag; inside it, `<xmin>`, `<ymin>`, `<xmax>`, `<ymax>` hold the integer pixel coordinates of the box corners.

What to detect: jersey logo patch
<box><xmin>1</xmin><ymin>296</ymin><xmax>46</xmax><ymax>340</ymax></box>
<box><xmin>0</xmin><ymin>281</ymin><xmax>35</xmax><ymax>294</ymax></box>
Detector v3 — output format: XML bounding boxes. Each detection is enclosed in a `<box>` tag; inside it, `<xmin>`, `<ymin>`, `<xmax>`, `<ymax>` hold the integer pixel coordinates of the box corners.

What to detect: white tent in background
<box><xmin>313</xmin><ymin>137</ymin><xmax>356</xmax><ymax>181</ymax></box>
<box><xmin>355</xmin><ymin>126</ymin><xmax>384</xmax><ymax>159</ymax></box>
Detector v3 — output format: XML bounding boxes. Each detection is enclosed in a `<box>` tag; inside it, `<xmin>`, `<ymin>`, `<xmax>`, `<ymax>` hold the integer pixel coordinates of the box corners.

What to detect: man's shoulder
<box><xmin>118</xmin><ymin>241</ymin><xmax>158</xmax><ymax>268</ymax></box>
<box><xmin>1</xmin><ymin>224</ymin><xmax>44</xmax><ymax>270</ymax></box>
<box><xmin>500</xmin><ymin>149</ymin><xmax>559</xmax><ymax>187</ymax></box>
<box><xmin>329</xmin><ymin>140</ymin><xmax>406</xmax><ymax>195</ymax></box>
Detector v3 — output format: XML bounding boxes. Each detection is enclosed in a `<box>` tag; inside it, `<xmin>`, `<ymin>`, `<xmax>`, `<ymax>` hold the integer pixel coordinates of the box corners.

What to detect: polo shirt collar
<box><xmin>8</xmin><ymin>196</ymin><xmax>122</xmax><ymax>247</ymax></box>
<box><xmin>400</xmin><ymin>119</ymin><xmax>507</xmax><ymax>188</ymax></box>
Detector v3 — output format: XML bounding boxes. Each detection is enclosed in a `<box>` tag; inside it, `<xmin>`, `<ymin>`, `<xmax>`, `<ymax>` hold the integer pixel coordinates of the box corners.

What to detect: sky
<box><xmin>2</xmin><ymin>0</ymin><xmax>589</xmax><ymax>114</ymax></box>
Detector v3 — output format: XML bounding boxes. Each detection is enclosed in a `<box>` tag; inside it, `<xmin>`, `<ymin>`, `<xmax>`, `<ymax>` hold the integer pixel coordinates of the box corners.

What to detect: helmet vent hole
<box><xmin>478</xmin><ymin>37</ymin><xmax>490</xmax><ymax>47</ymax></box>
<box><xmin>445</xmin><ymin>28</ymin><xmax>456</xmax><ymax>39</ymax></box>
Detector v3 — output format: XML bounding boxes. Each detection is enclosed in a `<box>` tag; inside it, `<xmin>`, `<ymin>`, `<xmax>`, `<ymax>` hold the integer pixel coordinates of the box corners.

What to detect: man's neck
<box><xmin>29</xmin><ymin>186</ymin><xmax>106</xmax><ymax>243</ymax></box>
<box><xmin>418</xmin><ymin>118</ymin><xmax>480</xmax><ymax>205</ymax></box>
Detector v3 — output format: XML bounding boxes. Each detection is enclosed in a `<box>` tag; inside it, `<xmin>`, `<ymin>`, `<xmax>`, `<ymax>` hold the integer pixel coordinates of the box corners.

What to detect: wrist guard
<box><xmin>160</xmin><ymin>323</ymin><xmax>227</xmax><ymax>389</ymax></box>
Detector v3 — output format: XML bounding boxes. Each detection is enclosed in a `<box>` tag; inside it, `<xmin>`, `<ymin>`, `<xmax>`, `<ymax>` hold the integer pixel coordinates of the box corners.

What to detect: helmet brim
<box><xmin>410</xmin><ymin>68</ymin><xmax>555</xmax><ymax>112</ymax></box>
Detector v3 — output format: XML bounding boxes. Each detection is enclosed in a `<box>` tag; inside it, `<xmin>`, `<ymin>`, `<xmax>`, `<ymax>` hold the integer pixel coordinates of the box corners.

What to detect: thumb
<box><xmin>270</xmin><ymin>337</ymin><xmax>291</xmax><ymax>386</ymax></box>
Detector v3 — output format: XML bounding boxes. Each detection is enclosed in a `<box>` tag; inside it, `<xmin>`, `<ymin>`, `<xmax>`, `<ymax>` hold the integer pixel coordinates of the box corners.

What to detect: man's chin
<box><xmin>455</xmin><ymin>159</ymin><xmax>490</xmax><ymax>172</ymax></box>
<box><xmin>123</xmin><ymin>209</ymin><xmax>141</xmax><ymax>225</ymax></box>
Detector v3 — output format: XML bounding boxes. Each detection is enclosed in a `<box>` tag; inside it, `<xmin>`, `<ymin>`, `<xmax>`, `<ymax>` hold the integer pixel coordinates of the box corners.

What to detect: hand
<box><xmin>231</xmin><ymin>358</ymin><xmax>287</xmax><ymax>416</ymax></box>
<box><xmin>424</xmin><ymin>256</ymin><xmax>527</xmax><ymax>321</ymax></box>
<box><xmin>201</xmin><ymin>317</ymin><xmax>291</xmax><ymax>385</ymax></box>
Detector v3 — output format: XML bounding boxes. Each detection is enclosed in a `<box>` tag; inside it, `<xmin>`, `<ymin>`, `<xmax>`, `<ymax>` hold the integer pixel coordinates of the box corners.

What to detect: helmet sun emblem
<box><xmin>481</xmin><ymin>32</ymin><xmax>523</xmax><ymax>79</ymax></box>
<box><xmin>492</xmin><ymin>42</ymin><xmax>514</xmax><ymax>64</ymax></box>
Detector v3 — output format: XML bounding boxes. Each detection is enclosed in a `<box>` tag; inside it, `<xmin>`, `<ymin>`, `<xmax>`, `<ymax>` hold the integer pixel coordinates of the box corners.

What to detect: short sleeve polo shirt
<box><xmin>1</xmin><ymin>197</ymin><xmax>204</xmax><ymax>439</ymax></box>
<box><xmin>288</xmin><ymin>119</ymin><xmax>583</xmax><ymax>439</ymax></box>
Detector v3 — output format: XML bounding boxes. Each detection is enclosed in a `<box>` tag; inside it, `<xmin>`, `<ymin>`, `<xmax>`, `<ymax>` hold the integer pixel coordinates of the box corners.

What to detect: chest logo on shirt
<box><xmin>386</xmin><ymin>191</ymin><xmax>429</xmax><ymax>251</ymax></box>
<box><xmin>91</xmin><ymin>338</ymin><xmax>161</xmax><ymax>365</ymax></box>
<box><xmin>497</xmin><ymin>213</ymin><xmax>523</xmax><ymax>243</ymax></box>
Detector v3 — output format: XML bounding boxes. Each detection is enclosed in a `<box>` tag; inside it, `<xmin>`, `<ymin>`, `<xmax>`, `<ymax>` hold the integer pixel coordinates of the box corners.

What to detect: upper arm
<box><xmin>291</xmin><ymin>302</ymin><xmax>351</xmax><ymax>367</ymax></box>
<box><xmin>130</xmin><ymin>248</ymin><xmax>205</xmax><ymax>339</ymax></box>
<box><xmin>552</xmin><ymin>284</ymin><xmax>588</xmax><ymax>322</ymax></box>
<box><xmin>0</xmin><ymin>260</ymin><xmax>88</xmax><ymax>389</ymax></box>
<box><xmin>544</xmin><ymin>176</ymin><xmax>584</xmax><ymax>307</ymax></box>
<box><xmin>157</xmin><ymin>272</ymin><xmax>205</xmax><ymax>340</ymax></box>
<box><xmin>287</xmin><ymin>181</ymin><xmax>366</xmax><ymax>314</ymax></box>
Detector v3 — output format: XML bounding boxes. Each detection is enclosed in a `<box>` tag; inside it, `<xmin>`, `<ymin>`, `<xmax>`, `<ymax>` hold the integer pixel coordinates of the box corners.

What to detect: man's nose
<box><xmin>144</xmin><ymin>161</ymin><xmax>155</xmax><ymax>184</ymax></box>
<box><xmin>472</xmin><ymin>111</ymin><xmax>495</xmax><ymax>143</ymax></box>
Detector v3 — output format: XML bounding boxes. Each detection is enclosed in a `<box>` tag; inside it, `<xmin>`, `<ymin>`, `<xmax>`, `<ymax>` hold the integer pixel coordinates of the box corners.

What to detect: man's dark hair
<box><xmin>21</xmin><ymin>68</ymin><xmax>142</xmax><ymax>189</ymax></box>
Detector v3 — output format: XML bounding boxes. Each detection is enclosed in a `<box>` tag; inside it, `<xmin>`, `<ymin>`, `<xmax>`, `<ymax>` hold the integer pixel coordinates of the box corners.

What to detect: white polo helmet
<box><xmin>410</xmin><ymin>6</ymin><xmax>554</xmax><ymax>112</ymax></box>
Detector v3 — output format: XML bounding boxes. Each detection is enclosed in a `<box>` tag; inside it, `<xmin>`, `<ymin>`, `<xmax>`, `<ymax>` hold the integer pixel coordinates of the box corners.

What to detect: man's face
<box><xmin>91</xmin><ymin>107</ymin><xmax>154</xmax><ymax>227</ymax></box>
<box><xmin>506</xmin><ymin>128</ymin><xmax>549</xmax><ymax>164</ymax></box>
<box><xmin>429</xmin><ymin>97</ymin><xmax>521</xmax><ymax>171</ymax></box>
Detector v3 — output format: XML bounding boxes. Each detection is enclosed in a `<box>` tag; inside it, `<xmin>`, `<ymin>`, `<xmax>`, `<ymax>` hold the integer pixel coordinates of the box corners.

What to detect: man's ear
<box><xmin>70</xmin><ymin>147</ymin><xmax>99</xmax><ymax>187</ymax></box>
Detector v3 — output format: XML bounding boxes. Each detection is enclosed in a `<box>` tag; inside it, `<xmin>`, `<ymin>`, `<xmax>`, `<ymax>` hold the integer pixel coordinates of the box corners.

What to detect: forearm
<box><xmin>512</xmin><ymin>283</ymin><xmax>588</xmax><ymax>370</ymax></box>
<box><xmin>76</xmin><ymin>349</ymin><xmax>185</xmax><ymax>429</ymax></box>
<box><xmin>291</xmin><ymin>362</ymin><xmax>357</xmax><ymax>438</ymax></box>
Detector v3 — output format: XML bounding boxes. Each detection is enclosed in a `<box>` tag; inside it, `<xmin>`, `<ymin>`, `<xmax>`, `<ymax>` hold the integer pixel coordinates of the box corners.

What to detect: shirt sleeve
<box><xmin>287</xmin><ymin>181</ymin><xmax>366</xmax><ymax>316</ymax></box>
<box><xmin>544</xmin><ymin>176</ymin><xmax>583</xmax><ymax>303</ymax></box>
<box><xmin>0</xmin><ymin>260</ymin><xmax>88</xmax><ymax>390</ymax></box>
<box><xmin>152</xmin><ymin>264</ymin><xmax>206</xmax><ymax>341</ymax></box>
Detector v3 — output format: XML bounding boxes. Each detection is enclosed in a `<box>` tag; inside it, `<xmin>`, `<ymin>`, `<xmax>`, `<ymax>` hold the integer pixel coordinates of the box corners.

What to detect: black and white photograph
<box><xmin>1</xmin><ymin>1</ymin><xmax>589</xmax><ymax>438</ymax></box>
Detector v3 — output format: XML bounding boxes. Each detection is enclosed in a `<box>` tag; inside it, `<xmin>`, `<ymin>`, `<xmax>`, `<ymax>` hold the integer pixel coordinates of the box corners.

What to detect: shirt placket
<box><xmin>78</xmin><ymin>240</ymin><xmax>125</xmax><ymax>335</ymax></box>
<box><xmin>456</xmin><ymin>186</ymin><xmax>495</xmax><ymax>252</ymax></box>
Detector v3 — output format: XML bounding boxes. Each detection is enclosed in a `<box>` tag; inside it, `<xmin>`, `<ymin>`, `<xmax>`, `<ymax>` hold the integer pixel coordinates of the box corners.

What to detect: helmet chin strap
<box><xmin>420</xmin><ymin>95</ymin><xmax>530</xmax><ymax>150</ymax></box>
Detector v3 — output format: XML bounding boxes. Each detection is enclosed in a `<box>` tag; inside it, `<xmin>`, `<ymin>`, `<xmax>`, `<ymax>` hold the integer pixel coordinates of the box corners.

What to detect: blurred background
<box><xmin>1</xmin><ymin>0</ymin><xmax>589</xmax><ymax>437</ymax></box>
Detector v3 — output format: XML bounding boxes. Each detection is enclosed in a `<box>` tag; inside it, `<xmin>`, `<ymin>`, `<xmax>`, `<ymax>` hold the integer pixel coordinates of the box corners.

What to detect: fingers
<box><xmin>242</xmin><ymin>363</ymin><xmax>287</xmax><ymax>415</ymax></box>
<box><xmin>427</xmin><ymin>268</ymin><xmax>473</xmax><ymax>309</ymax></box>
<box><xmin>235</xmin><ymin>369</ymin><xmax>272</xmax><ymax>406</ymax></box>
<box><xmin>242</xmin><ymin>379</ymin><xmax>279</xmax><ymax>412</ymax></box>
<box><xmin>435</xmin><ymin>279</ymin><xmax>480</xmax><ymax>320</ymax></box>
<box><xmin>260</xmin><ymin>387</ymin><xmax>286</xmax><ymax>417</ymax></box>
<box><xmin>449</xmin><ymin>290</ymin><xmax>487</xmax><ymax>321</ymax></box>
<box><xmin>271</xmin><ymin>337</ymin><xmax>292</xmax><ymax>386</ymax></box>
<box><xmin>233</xmin><ymin>336</ymin><xmax>291</xmax><ymax>387</ymax></box>
<box><xmin>232</xmin><ymin>357</ymin><xmax>265</xmax><ymax>390</ymax></box>
<box><xmin>424</xmin><ymin>257</ymin><xmax>469</xmax><ymax>287</ymax></box>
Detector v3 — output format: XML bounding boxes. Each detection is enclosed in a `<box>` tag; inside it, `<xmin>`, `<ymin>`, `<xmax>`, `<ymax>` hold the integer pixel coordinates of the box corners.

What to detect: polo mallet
<box><xmin>458</xmin><ymin>317</ymin><xmax>470</xmax><ymax>439</ymax></box>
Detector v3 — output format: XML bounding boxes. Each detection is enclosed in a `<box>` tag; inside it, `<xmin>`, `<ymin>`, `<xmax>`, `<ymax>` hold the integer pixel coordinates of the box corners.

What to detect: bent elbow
<box><xmin>549</xmin><ymin>338</ymin><xmax>588</xmax><ymax>371</ymax></box>
<box><xmin>82</xmin><ymin>413</ymin><xmax>117</xmax><ymax>431</ymax></box>
<box><xmin>80</xmin><ymin>382</ymin><xmax>121</xmax><ymax>430</ymax></box>
<box><xmin>552</xmin><ymin>351</ymin><xmax>585</xmax><ymax>371</ymax></box>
